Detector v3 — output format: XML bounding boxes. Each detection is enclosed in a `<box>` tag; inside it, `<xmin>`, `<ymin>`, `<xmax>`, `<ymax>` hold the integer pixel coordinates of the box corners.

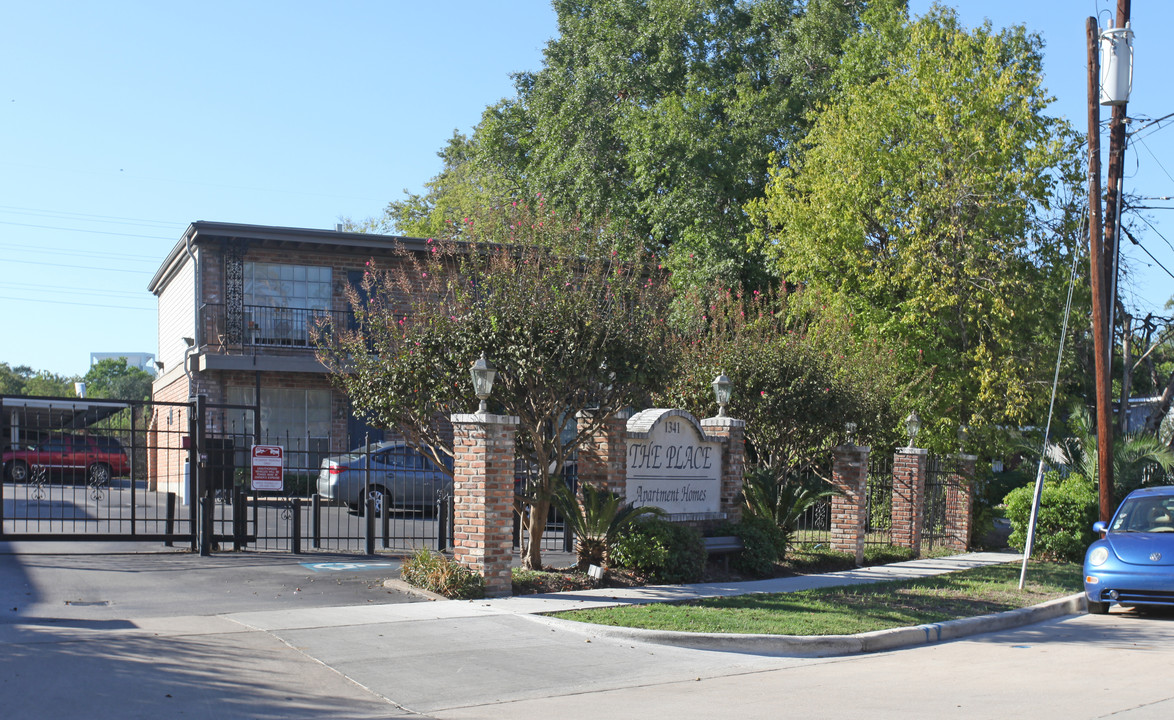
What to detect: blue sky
<box><xmin>2</xmin><ymin>0</ymin><xmax>1171</xmax><ymax>378</ymax></box>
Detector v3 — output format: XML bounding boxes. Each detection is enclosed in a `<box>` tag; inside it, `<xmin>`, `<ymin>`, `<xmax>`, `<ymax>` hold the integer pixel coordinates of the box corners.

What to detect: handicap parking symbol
<box><xmin>301</xmin><ymin>562</ymin><xmax>396</xmax><ymax>572</ymax></box>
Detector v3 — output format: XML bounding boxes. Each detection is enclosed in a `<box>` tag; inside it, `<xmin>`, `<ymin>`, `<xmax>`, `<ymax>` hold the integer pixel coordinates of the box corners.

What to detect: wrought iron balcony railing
<box><xmin>200</xmin><ymin>303</ymin><xmax>355</xmax><ymax>350</ymax></box>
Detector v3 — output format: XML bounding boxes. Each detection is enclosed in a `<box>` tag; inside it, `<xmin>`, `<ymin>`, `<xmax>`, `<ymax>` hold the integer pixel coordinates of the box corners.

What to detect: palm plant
<box><xmin>550</xmin><ymin>481</ymin><xmax>663</xmax><ymax>571</ymax></box>
<box><xmin>1044</xmin><ymin>404</ymin><xmax>1174</xmax><ymax>501</ymax></box>
<box><xmin>742</xmin><ymin>465</ymin><xmax>839</xmax><ymax>550</ymax></box>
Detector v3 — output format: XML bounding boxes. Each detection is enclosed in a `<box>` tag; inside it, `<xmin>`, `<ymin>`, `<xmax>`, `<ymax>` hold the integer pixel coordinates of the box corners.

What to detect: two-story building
<box><xmin>147</xmin><ymin>221</ymin><xmax>426</xmax><ymax>491</ymax></box>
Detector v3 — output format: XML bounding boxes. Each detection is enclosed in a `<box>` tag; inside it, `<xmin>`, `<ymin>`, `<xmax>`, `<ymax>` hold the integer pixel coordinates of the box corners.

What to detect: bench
<box><xmin>704</xmin><ymin>535</ymin><xmax>744</xmax><ymax>571</ymax></box>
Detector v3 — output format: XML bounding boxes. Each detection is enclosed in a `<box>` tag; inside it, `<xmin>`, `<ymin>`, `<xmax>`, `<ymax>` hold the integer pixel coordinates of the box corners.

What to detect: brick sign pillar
<box><xmin>700</xmin><ymin>416</ymin><xmax>746</xmax><ymax>523</ymax></box>
<box><xmin>450</xmin><ymin>411</ymin><xmax>519</xmax><ymax>598</ymax></box>
<box><xmin>892</xmin><ymin>447</ymin><xmax>929</xmax><ymax>555</ymax></box>
<box><xmin>576</xmin><ymin>409</ymin><xmax>631</xmax><ymax>495</ymax></box>
<box><xmin>942</xmin><ymin>454</ymin><xmax>978</xmax><ymax>551</ymax></box>
<box><xmin>830</xmin><ymin>444</ymin><xmax>870</xmax><ymax>565</ymax></box>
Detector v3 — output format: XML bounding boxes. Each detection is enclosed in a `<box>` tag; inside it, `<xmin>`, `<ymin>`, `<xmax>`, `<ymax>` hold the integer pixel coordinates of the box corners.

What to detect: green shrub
<box><xmin>611</xmin><ymin>517</ymin><xmax>706</xmax><ymax>583</ymax></box>
<box><xmin>863</xmin><ymin>544</ymin><xmax>917</xmax><ymax>565</ymax></box>
<box><xmin>715</xmin><ymin>515</ymin><xmax>785</xmax><ymax>577</ymax></box>
<box><xmin>1003</xmin><ymin>472</ymin><xmax>1097</xmax><ymax>562</ymax></box>
<box><xmin>400</xmin><ymin>549</ymin><xmax>485</xmax><ymax>599</ymax></box>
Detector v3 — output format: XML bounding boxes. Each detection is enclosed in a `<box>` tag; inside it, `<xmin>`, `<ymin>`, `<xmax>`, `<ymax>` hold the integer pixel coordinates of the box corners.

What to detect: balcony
<box><xmin>201</xmin><ymin>303</ymin><xmax>355</xmax><ymax>351</ymax></box>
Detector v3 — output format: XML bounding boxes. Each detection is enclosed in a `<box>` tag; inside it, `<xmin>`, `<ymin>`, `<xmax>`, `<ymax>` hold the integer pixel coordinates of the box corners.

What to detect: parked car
<box><xmin>317</xmin><ymin>442</ymin><xmax>452</xmax><ymax>515</ymax></box>
<box><xmin>3</xmin><ymin>434</ymin><xmax>130</xmax><ymax>485</ymax></box>
<box><xmin>1084</xmin><ymin>486</ymin><xmax>1174</xmax><ymax>614</ymax></box>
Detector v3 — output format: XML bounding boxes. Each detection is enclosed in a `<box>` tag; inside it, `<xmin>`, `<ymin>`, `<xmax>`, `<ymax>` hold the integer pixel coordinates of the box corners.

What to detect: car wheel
<box><xmin>6</xmin><ymin>460</ymin><xmax>29</xmax><ymax>483</ymax></box>
<box><xmin>88</xmin><ymin>463</ymin><xmax>112</xmax><ymax>487</ymax></box>
<box><xmin>367</xmin><ymin>486</ymin><xmax>390</xmax><ymax>517</ymax></box>
<box><xmin>1087</xmin><ymin>599</ymin><xmax>1110</xmax><ymax>615</ymax></box>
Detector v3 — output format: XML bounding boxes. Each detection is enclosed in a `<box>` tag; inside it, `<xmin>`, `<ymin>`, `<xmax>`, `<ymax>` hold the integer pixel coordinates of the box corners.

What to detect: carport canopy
<box><xmin>3</xmin><ymin>396</ymin><xmax>132</xmax><ymax>443</ymax></box>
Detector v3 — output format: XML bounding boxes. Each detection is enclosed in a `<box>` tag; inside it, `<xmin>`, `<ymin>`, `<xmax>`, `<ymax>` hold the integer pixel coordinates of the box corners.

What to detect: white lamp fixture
<box><xmin>904</xmin><ymin>411</ymin><xmax>922</xmax><ymax>448</ymax></box>
<box><xmin>712</xmin><ymin>372</ymin><xmax>732</xmax><ymax>417</ymax></box>
<box><xmin>470</xmin><ymin>353</ymin><xmax>497</xmax><ymax>414</ymax></box>
<box><xmin>845</xmin><ymin>421</ymin><xmax>858</xmax><ymax>444</ymax></box>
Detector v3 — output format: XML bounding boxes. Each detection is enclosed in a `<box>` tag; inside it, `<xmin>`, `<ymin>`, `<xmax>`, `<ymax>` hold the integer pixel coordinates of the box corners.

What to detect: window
<box><xmin>227</xmin><ymin>387</ymin><xmax>332</xmax><ymax>470</ymax></box>
<box><xmin>244</xmin><ymin>262</ymin><xmax>332</xmax><ymax>311</ymax></box>
<box><xmin>243</xmin><ymin>262</ymin><xmax>332</xmax><ymax>344</ymax></box>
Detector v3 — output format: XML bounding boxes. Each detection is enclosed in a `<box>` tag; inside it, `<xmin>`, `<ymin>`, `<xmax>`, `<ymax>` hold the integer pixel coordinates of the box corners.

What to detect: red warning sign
<box><xmin>251</xmin><ymin>445</ymin><xmax>284</xmax><ymax>491</ymax></box>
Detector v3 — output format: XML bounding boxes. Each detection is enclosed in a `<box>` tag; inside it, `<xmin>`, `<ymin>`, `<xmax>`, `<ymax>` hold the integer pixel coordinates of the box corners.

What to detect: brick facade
<box><xmin>830</xmin><ymin>444</ymin><xmax>870</xmax><ymax>565</ymax></box>
<box><xmin>575</xmin><ymin>410</ymin><xmax>631</xmax><ymax>495</ymax></box>
<box><xmin>892</xmin><ymin>448</ymin><xmax>928</xmax><ymax>555</ymax></box>
<box><xmin>450</xmin><ymin>412</ymin><xmax>518</xmax><ymax>598</ymax></box>
<box><xmin>699</xmin><ymin>416</ymin><xmax>745</xmax><ymax>523</ymax></box>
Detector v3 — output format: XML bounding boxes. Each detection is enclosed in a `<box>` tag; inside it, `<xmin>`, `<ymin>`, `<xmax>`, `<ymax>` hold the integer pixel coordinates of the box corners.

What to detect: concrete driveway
<box><xmin>3</xmin><ymin>545</ymin><xmax>1171</xmax><ymax>719</ymax></box>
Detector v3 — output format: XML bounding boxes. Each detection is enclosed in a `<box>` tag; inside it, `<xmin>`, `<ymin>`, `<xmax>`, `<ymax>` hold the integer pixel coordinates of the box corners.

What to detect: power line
<box><xmin>2</xmin><ymin>258</ymin><xmax>153</xmax><ymax>275</ymax></box>
<box><xmin>0</xmin><ymin>295</ymin><xmax>153</xmax><ymax>311</ymax></box>
<box><xmin>0</xmin><ymin>220</ymin><xmax>174</xmax><ymax>240</ymax></box>
<box><xmin>0</xmin><ymin>281</ymin><xmax>149</xmax><ymax>299</ymax></box>
<box><xmin>1136</xmin><ymin>137</ymin><xmax>1174</xmax><ymax>188</ymax></box>
<box><xmin>0</xmin><ymin>205</ymin><xmax>185</xmax><ymax>229</ymax></box>
<box><xmin>1123</xmin><ymin>224</ymin><xmax>1174</xmax><ymax>280</ymax></box>
<box><xmin>0</xmin><ymin>242</ymin><xmax>160</xmax><ymax>262</ymax></box>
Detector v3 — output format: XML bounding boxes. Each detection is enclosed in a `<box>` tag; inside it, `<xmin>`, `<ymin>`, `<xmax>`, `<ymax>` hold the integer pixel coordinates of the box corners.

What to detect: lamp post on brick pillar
<box><xmin>575</xmin><ymin>409</ymin><xmax>632</xmax><ymax>496</ymax></box>
<box><xmin>701</xmin><ymin>416</ymin><xmax>745</xmax><ymax>523</ymax></box>
<box><xmin>450</xmin><ymin>354</ymin><xmax>518</xmax><ymax>598</ymax></box>
<box><xmin>943</xmin><ymin>454</ymin><xmax>978</xmax><ymax>551</ymax></box>
<box><xmin>890</xmin><ymin>412</ymin><xmax>928</xmax><ymax>555</ymax></box>
<box><xmin>830</xmin><ymin>443</ymin><xmax>870</xmax><ymax>565</ymax></box>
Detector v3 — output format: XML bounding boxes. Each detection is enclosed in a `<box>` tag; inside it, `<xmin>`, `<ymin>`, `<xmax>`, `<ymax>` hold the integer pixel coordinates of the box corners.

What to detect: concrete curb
<box><xmin>527</xmin><ymin>593</ymin><xmax>1087</xmax><ymax>658</ymax></box>
<box><xmin>382</xmin><ymin>578</ymin><xmax>448</xmax><ymax>602</ymax></box>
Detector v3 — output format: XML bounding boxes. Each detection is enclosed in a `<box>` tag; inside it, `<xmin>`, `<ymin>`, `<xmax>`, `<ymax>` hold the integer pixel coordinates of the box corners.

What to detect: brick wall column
<box><xmin>450</xmin><ymin>411</ymin><xmax>519</xmax><ymax>598</ymax></box>
<box><xmin>892</xmin><ymin>447</ymin><xmax>929</xmax><ymax>555</ymax></box>
<box><xmin>830</xmin><ymin>444</ymin><xmax>870</xmax><ymax>565</ymax></box>
<box><xmin>700</xmin><ymin>416</ymin><xmax>745</xmax><ymax>523</ymax></box>
<box><xmin>943</xmin><ymin>454</ymin><xmax>978</xmax><ymax>551</ymax></box>
<box><xmin>575</xmin><ymin>409</ymin><xmax>631</xmax><ymax>496</ymax></box>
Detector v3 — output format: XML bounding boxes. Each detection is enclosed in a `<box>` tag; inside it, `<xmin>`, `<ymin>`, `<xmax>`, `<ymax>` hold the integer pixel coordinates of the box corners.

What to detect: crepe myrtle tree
<box><xmin>316</xmin><ymin>200</ymin><xmax>674</xmax><ymax>569</ymax></box>
<box><xmin>660</xmin><ymin>286</ymin><xmax>912</xmax><ymax>472</ymax></box>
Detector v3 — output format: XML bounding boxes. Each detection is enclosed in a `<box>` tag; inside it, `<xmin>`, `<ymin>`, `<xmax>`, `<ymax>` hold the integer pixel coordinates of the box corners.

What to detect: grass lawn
<box><xmin>553</xmin><ymin>561</ymin><xmax>1081</xmax><ymax>636</ymax></box>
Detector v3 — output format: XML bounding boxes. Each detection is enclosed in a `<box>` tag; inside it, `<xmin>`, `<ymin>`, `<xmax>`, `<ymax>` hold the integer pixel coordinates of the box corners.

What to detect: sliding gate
<box><xmin>2</xmin><ymin>394</ymin><xmax>450</xmax><ymax>554</ymax></box>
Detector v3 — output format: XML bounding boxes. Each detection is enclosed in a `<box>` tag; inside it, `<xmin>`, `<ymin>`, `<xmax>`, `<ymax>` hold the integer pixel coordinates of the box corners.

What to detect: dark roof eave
<box><xmin>147</xmin><ymin>221</ymin><xmax>430</xmax><ymax>294</ymax></box>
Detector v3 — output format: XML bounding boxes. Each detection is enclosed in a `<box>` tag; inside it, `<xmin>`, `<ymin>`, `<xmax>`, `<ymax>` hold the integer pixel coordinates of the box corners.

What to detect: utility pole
<box><xmin>1104</xmin><ymin>0</ymin><xmax>1132</xmax><ymax>360</ymax></box>
<box><xmin>1087</xmin><ymin>16</ymin><xmax>1114</xmax><ymax>524</ymax></box>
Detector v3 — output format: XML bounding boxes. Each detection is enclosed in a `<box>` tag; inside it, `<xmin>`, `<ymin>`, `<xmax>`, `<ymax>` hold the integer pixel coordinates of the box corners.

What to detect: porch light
<box><xmin>712</xmin><ymin>372</ymin><xmax>732</xmax><ymax>417</ymax></box>
<box><xmin>470</xmin><ymin>353</ymin><xmax>497</xmax><ymax>414</ymax></box>
<box><xmin>904</xmin><ymin>411</ymin><xmax>922</xmax><ymax>448</ymax></box>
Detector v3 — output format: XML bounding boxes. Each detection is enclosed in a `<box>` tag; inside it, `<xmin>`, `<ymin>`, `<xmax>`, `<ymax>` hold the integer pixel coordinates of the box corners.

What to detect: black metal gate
<box><xmin>2</xmin><ymin>393</ymin><xmax>451</xmax><ymax>554</ymax></box>
<box><xmin>2</xmin><ymin>395</ymin><xmax>193</xmax><ymax>544</ymax></box>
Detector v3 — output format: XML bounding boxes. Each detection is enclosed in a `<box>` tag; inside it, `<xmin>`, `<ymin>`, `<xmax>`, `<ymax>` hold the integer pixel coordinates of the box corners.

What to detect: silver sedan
<box><xmin>317</xmin><ymin>442</ymin><xmax>451</xmax><ymax>515</ymax></box>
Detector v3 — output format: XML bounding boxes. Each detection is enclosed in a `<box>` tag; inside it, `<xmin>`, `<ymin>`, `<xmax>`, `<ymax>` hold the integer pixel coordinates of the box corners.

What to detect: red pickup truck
<box><xmin>3</xmin><ymin>434</ymin><xmax>129</xmax><ymax>485</ymax></box>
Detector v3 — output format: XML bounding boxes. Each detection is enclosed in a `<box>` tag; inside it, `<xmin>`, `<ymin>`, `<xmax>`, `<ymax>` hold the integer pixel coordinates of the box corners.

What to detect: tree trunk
<box><xmin>1144</xmin><ymin>369</ymin><xmax>1174</xmax><ymax>436</ymax></box>
<box><xmin>523</xmin><ymin>498</ymin><xmax>550</xmax><ymax>570</ymax></box>
<box><xmin>1118</xmin><ymin>312</ymin><xmax>1133</xmax><ymax>435</ymax></box>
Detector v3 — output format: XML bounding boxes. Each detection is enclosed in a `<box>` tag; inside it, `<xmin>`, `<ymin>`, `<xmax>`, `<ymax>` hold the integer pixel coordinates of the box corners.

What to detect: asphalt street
<box><xmin>2</xmin><ymin>545</ymin><xmax>1172</xmax><ymax>719</ymax></box>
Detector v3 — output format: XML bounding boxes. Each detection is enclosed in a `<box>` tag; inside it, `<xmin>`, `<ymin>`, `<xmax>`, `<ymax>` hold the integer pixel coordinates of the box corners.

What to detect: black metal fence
<box><xmin>864</xmin><ymin>453</ymin><xmax>895</xmax><ymax>547</ymax></box>
<box><xmin>922</xmin><ymin>455</ymin><xmax>955</xmax><ymax>551</ymax></box>
<box><xmin>2</xmin><ymin>395</ymin><xmax>192</xmax><ymax>543</ymax></box>
<box><xmin>200</xmin><ymin>401</ymin><xmax>451</xmax><ymax>554</ymax></box>
<box><xmin>788</xmin><ymin>465</ymin><xmax>833</xmax><ymax>547</ymax></box>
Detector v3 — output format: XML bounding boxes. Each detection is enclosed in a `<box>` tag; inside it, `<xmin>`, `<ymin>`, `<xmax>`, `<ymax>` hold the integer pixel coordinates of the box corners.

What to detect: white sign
<box><xmin>626</xmin><ymin>411</ymin><xmax>721</xmax><ymax>514</ymax></box>
<box><xmin>251</xmin><ymin>444</ymin><xmax>284</xmax><ymax>491</ymax></box>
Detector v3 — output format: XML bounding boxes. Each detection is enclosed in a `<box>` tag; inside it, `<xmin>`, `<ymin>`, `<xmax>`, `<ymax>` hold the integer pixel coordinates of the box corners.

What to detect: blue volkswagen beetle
<box><xmin>1084</xmin><ymin>486</ymin><xmax>1174</xmax><ymax>614</ymax></box>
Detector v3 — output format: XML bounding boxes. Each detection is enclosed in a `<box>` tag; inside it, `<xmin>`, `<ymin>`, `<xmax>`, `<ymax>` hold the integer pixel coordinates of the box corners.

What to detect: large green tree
<box><xmin>318</xmin><ymin>201</ymin><xmax>674</xmax><ymax>569</ymax></box>
<box><xmin>749</xmin><ymin>5</ymin><xmax>1083</xmax><ymax>454</ymax></box>
<box><xmin>375</xmin><ymin>0</ymin><xmax>883</xmax><ymax>290</ymax></box>
<box><xmin>659</xmin><ymin>286</ymin><xmax>911</xmax><ymax>470</ymax></box>
<box><xmin>83</xmin><ymin>358</ymin><xmax>154</xmax><ymax>401</ymax></box>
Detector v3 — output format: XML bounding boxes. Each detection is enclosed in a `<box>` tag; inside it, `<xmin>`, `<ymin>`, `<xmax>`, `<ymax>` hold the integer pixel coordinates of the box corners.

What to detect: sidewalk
<box><xmin>0</xmin><ymin>550</ymin><xmax>1084</xmax><ymax>720</ymax></box>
